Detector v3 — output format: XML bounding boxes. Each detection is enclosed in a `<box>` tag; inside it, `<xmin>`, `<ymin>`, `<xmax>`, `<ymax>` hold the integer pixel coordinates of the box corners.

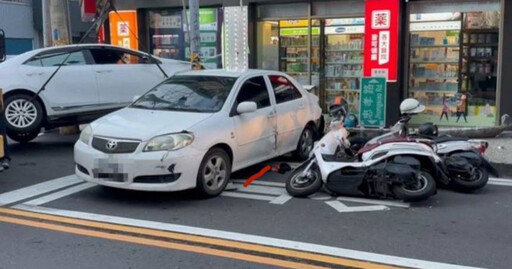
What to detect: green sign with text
<box><xmin>359</xmin><ymin>77</ymin><xmax>387</xmax><ymax>127</ymax></box>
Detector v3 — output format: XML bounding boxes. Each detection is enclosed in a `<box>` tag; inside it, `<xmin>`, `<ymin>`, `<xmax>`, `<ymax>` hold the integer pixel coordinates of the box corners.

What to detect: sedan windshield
<box><xmin>131</xmin><ymin>75</ymin><xmax>237</xmax><ymax>113</ymax></box>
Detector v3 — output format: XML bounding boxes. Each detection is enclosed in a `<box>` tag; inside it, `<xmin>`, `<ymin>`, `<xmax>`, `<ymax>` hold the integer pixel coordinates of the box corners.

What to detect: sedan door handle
<box><xmin>267</xmin><ymin>112</ymin><xmax>276</xmax><ymax>119</ymax></box>
<box><xmin>95</xmin><ymin>70</ymin><xmax>112</xmax><ymax>73</ymax></box>
<box><xmin>26</xmin><ymin>72</ymin><xmax>45</xmax><ymax>76</ymax></box>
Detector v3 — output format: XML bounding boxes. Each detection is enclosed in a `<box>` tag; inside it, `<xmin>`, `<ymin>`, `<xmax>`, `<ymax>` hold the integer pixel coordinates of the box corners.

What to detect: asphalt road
<box><xmin>1</xmin><ymin>132</ymin><xmax>512</xmax><ymax>269</ymax></box>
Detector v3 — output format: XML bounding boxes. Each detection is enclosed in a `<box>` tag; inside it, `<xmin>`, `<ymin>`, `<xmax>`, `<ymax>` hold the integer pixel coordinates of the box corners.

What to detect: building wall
<box><xmin>0</xmin><ymin>0</ymin><xmax>39</xmax><ymax>55</ymax></box>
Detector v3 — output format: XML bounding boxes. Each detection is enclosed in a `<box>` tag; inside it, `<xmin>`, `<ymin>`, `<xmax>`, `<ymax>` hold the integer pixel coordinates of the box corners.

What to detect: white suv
<box><xmin>0</xmin><ymin>44</ymin><xmax>191</xmax><ymax>142</ymax></box>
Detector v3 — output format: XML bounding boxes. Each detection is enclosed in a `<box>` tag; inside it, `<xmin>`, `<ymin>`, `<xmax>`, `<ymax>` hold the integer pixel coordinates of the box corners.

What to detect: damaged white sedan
<box><xmin>74</xmin><ymin>69</ymin><xmax>323</xmax><ymax>197</ymax></box>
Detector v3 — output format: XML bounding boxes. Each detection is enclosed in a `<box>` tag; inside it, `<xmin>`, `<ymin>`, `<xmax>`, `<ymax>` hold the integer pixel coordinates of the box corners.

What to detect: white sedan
<box><xmin>74</xmin><ymin>69</ymin><xmax>323</xmax><ymax>197</ymax></box>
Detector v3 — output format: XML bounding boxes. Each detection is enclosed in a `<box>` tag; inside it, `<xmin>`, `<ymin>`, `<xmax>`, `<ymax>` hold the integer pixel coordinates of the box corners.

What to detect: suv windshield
<box><xmin>131</xmin><ymin>75</ymin><xmax>237</xmax><ymax>113</ymax></box>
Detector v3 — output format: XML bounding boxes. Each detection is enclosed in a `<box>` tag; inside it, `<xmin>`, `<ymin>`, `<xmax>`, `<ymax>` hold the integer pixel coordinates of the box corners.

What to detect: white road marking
<box><xmin>231</xmin><ymin>180</ymin><xmax>285</xmax><ymax>187</ymax></box>
<box><xmin>13</xmin><ymin>204</ymin><xmax>481</xmax><ymax>269</ymax></box>
<box><xmin>24</xmin><ymin>182</ymin><xmax>96</xmax><ymax>206</ymax></box>
<box><xmin>337</xmin><ymin>197</ymin><xmax>410</xmax><ymax>208</ymax></box>
<box><xmin>489</xmin><ymin>178</ymin><xmax>512</xmax><ymax>187</ymax></box>
<box><xmin>0</xmin><ymin>175</ymin><xmax>82</xmax><ymax>206</ymax></box>
<box><xmin>269</xmin><ymin>193</ymin><xmax>292</xmax><ymax>205</ymax></box>
<box><xmin>308</xmin><ymin>192</ymin><xmax>333</xmax><ymax>200</ymax></box>
<box><xmin>220</xmin><ymin>192</ymin><xmax>275</xmax><ymax>201</ymax></box>
<box><xmin>325</xmin><ymin>200</ymin><xmax>389</xmax><ymax>213</ymax></box>
<box><xmin>233</xmin><ymin>184</ymin><xmax>284</xmax><ymax>196</ymax></box>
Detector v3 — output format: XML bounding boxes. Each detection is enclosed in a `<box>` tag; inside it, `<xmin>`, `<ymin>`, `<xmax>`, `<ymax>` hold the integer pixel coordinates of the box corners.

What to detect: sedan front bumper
<box><xmin>74</xmin><ymin>140</ymin><xmax>204</xmax><ymax>192</ymax></box>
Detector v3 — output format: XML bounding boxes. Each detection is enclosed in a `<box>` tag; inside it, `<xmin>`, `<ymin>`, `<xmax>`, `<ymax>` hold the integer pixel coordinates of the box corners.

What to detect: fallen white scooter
<box><xmin>415</xmin><ymin>122</ymin><xmax>498</xmax><ymax>191</ymax></box>
<box><xmin>285</xmin><ymin>104</ymin><xmax>443</xmax><ymax>202</ymax></box>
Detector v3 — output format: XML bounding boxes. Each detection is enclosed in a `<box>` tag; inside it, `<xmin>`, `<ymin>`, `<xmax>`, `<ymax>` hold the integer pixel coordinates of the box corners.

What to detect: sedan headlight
<box><xmin>79</xmin><ymin>125</ymin><xmax>93</xmax><ymax>144</ymax></box>
<box><xmin>144</xmin><ymin>133</ymin><xmax>194</xmax><ymax>152</ymax></box>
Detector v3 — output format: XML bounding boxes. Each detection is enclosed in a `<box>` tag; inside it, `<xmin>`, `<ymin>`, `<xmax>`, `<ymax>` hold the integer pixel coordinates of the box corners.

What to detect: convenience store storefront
<box><xmin>254</xmin><ymin>0</ymin><xmax>504</xmax><ymax>127</ymax></box>
<box><xmin>115</xmin><ymin>0</ymin><xmax>511</xmax><ymax>127</ymax></box>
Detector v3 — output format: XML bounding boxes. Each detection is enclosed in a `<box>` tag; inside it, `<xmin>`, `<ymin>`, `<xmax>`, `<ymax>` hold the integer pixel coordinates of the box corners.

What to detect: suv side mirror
<box><xmin>0</xmin><ymin>30</ymin><xmax>6</xmax><ymax>63</ymax></box>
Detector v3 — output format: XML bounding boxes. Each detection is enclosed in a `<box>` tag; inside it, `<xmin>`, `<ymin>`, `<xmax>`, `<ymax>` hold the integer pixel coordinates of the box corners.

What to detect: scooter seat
<box><xmin>417</xmin><ymin>135</ymin><xmax>469</xmax><ymax>143</ymax></box>
<box><xmin>432</xmin><ymin>136</ymin><xmax>469</xmax><ymax>143</ymax></box>
<box><xmin>357</xmin><ymin>137</ymin><xmax>433</xmax><ymax>155</ymax></box>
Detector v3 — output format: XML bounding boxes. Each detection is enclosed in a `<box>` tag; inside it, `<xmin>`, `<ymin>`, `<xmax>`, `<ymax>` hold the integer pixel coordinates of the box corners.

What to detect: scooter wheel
<box><xmin>286</xmin><ymin>164</ymin><xmax>323</xmax><ymax>198</ymax></box>
<box><xmin>450</xmin><ymin>166</ymin><xmax>489</xmax><ymax>192</ymax></box>
<box><xmin>393</xmin><ymin>171</ymin><xmax>436</xmax><ymax>202</ymax></box>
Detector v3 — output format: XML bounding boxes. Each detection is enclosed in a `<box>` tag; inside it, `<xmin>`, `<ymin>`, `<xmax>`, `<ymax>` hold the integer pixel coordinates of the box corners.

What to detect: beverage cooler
<box><xmin>322</xmin><ymin>19</ymin><xmax>365</xmax><ymax>115</ymax></box>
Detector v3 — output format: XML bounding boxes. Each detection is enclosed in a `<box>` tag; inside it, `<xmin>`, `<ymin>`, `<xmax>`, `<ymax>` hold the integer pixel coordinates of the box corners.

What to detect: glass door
<box><xmin>323</xmin><ymin>18</ymin><xmax>365</xmax><ymax>115</ymax></box>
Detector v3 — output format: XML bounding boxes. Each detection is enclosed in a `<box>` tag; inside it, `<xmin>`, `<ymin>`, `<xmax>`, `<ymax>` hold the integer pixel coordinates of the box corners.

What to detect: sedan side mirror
<box><xmin>132</xmin><ymin>95</ymin><xmax>140</xmax><ymax>102</ymax></box>
<box><xmin>303</xmin><ymin>85</ymin><xmax>316</xmax><ymax>92</ymax></box>
<box><xmin>236</xmin><ymin>101</ymin><xmax>257</xmax><ymax>115</ymax></box>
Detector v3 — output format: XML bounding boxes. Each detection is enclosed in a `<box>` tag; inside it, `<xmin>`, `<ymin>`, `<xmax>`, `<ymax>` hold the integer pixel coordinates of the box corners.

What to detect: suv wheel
<box><xmin>4</xmin><ymin>93</ymin><xmax>44</xmax><ymax>143</ymax></box>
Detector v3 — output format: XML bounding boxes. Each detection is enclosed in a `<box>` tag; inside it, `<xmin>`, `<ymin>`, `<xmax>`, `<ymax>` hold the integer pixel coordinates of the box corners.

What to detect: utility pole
<box><xmin>42</xmin><ymin>0</ymin><xmax>77</xmax><ymax>134</ymax></box>
<box><xmin>189</xmin><ymin>0</ymin><xmax>203</xmax><ymax>69</ymax></box>
<box><xmin>43</xmin><ymin>0</ymin><xmax>72</xmax><ymax>47</ymax></box>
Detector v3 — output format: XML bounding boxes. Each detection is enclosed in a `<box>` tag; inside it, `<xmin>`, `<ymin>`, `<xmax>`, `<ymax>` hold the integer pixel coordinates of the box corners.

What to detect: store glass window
<box><xmin>408</xmin><ymin>11</ymin><xmax>500</xmax><ymax>127</ymax></box>
<box><xmin>148</xmin><ymin>8</ymin><xmax>223</xmax><ymax>68</ymax></box>
<box><xmin>278</xmin><ymin>19</ymin><xmax>320</xmax><ymax>87</ymax></box>
<box><xmin>323</xmin><ymin>17</ymin><xmax>365</xmax><ymax>115</ymax></box>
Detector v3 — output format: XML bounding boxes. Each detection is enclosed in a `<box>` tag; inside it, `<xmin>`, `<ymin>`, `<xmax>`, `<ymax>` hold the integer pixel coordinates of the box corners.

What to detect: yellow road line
<box><xmin>0</xmin><ymin>207</ymin><xmax>401</xmax><ymax>269</ymax></box>
<box><xmin>0</xmin><ymin>215</ymin><xmax>330</xmax><ymax>269</ymax></box>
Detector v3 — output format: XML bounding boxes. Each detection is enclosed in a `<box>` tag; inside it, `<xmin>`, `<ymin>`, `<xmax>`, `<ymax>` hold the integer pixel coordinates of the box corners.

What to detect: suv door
<box><xmin>268</xmin><ymin>75</ymin><xmax>308</xmax><ymax>155</ymax></box>
<box><xmin>88</xmin><ymin>47</ymin><xmax>166</xmax><ymax>108</ymax></box>
<box><xmin>231</xmin><ymin>76</ymin><xmax>277</xmax><ymax>167</ymax></box>
<box><xmin>20</xmin><ymin>48</ymin><xmax>99</xmax><ymax>115</ymax></box>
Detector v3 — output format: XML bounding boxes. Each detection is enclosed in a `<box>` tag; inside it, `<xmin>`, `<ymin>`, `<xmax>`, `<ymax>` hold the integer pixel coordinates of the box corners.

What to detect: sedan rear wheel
<box><xmin>196</xmin><ymin>148</ymin><xmax>231</xmax><ymax>198</ymax></box>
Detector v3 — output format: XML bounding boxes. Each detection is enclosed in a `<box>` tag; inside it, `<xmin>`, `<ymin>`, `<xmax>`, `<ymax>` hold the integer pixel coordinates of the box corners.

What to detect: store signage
<box><xmin>325</xmin><ymin>26</ymin><xmax>364</xmax><ymax>35</ymax></box>
<box><xmin>410</xmin><ymin>12</ymin><xmax>461</xmax><ymax>22</ymax></box>
<box><xmin>359</xmin><ymin>77</ymin><xmax>386</xmax><ymax>127</ymax></box>
<box><xmin>152</xmin><ymin>14</ymin><xmax>181</xmax><ymax>29</ymax></box>
<box><xmin>279</xmin><ymin>27</ymin><xmax>320</xmax><ymax>36</ymax></box>
<box><xmin>80</xmin><ymin>0</ymin><xmax>96</xmax><ymax>22</ymax></box>
<box><xmin>363</xmin><ymin>0</ymin><xmax>400</xmax><ymax>82</ymax></box>
<box><xmin>325</xmin><ymin>18</ymin><xmax>365</xmax><ymax>26</ymax></box>
<box><xmin>280</xmin><ymin>20</ymin><xmax>310</xmax><ymax>27</ymax></box>
<box><xmin>184</xmin><ymin>8</ymin><xmax>218</xmax><ymax>31</ymax></box>
<box><xmin>109</xmin><ymin>11</ymin><xmax>138</xmax><ymax>50</ymax></box>
<box><xmin>410</xmin><ymin>21</ymin><xmax>461</xmax><ymax>31</ymax></box>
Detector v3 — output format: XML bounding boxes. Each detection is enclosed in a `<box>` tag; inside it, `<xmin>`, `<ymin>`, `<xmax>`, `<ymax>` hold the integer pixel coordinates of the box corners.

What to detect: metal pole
<box><xmin>189</xmin><ymin>0</ymin><xmax>203</xmax><ymax>69</ymax></box>
<box><xmin>42</xmin><ymin>0</ymin><xmax>52</xmax><ymax>47</ymax></box>
<box><xmin>307</xmin><ymin>1</ymin><xmax>312</xmax><ymax>85</ymax></box>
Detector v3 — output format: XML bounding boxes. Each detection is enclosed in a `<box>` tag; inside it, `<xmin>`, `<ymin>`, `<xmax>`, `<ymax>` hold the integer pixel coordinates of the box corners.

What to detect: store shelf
<box><xmin>409</xmin><ymin>89</ymin><xmax>458</xmax><ymax>94</ymax></box>
<box><xmin>281</xmin><ymin>57</ymin><xmax>320</xmax><ymax>60</ymax></box>
<box><xmin>410</xmin><ymin>60</ymin><xmax>459</xmax><ymax>64</ymax></box>
<box><xmin>463</xmin><ymin>43</ymin><xmax>499</xmax><ymax>47</ymax></box>
<box><xmin>325</xmin><ymin>48</ymin><xmax>364</xmax><ymax>52</ymax></box>
<box><xmin>411</xmin><ymin>77</ymin><xmax>458</xmax><ymax>80</ymax></box>
<box><xmin>325</xmin><ymin>61</ymin><xmax>363</xmax><ymax>65</ymax></box>
<box><xmin>286</xmin><ymin>71</ymin><xmax>319</xmax><ymax>73</ymax></box>
<box><xmin>326</xmin><ymin>88</ymin><xmax>360</xmax><ymax>92</ymax></box>
<box><xmin>280</xmin><ymin>45</ymin><xmax>310</xmax><ymax>48</ymax></box>
<box><xmin>325</xmin><ymin>75</ymin><xmax>362</xmax><ymax>79</ymax></box>
<box><xmin>411</xmin><ymin>44</ymin><xmax>460</xmax><ymax>48</ymax></box>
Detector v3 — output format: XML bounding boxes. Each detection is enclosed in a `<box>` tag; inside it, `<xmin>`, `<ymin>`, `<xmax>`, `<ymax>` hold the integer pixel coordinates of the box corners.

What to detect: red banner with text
<box><xmin>363</xmin><ymin>0</ymin><xmax>400</xmax><ymax>82</ymax></box>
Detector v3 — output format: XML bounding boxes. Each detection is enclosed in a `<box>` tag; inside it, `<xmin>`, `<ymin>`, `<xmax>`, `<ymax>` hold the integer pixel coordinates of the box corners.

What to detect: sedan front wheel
<box><xmin>196</xmin><ymin>148</ymin><xmax>231</xmax><ymax>198</ymax></box>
